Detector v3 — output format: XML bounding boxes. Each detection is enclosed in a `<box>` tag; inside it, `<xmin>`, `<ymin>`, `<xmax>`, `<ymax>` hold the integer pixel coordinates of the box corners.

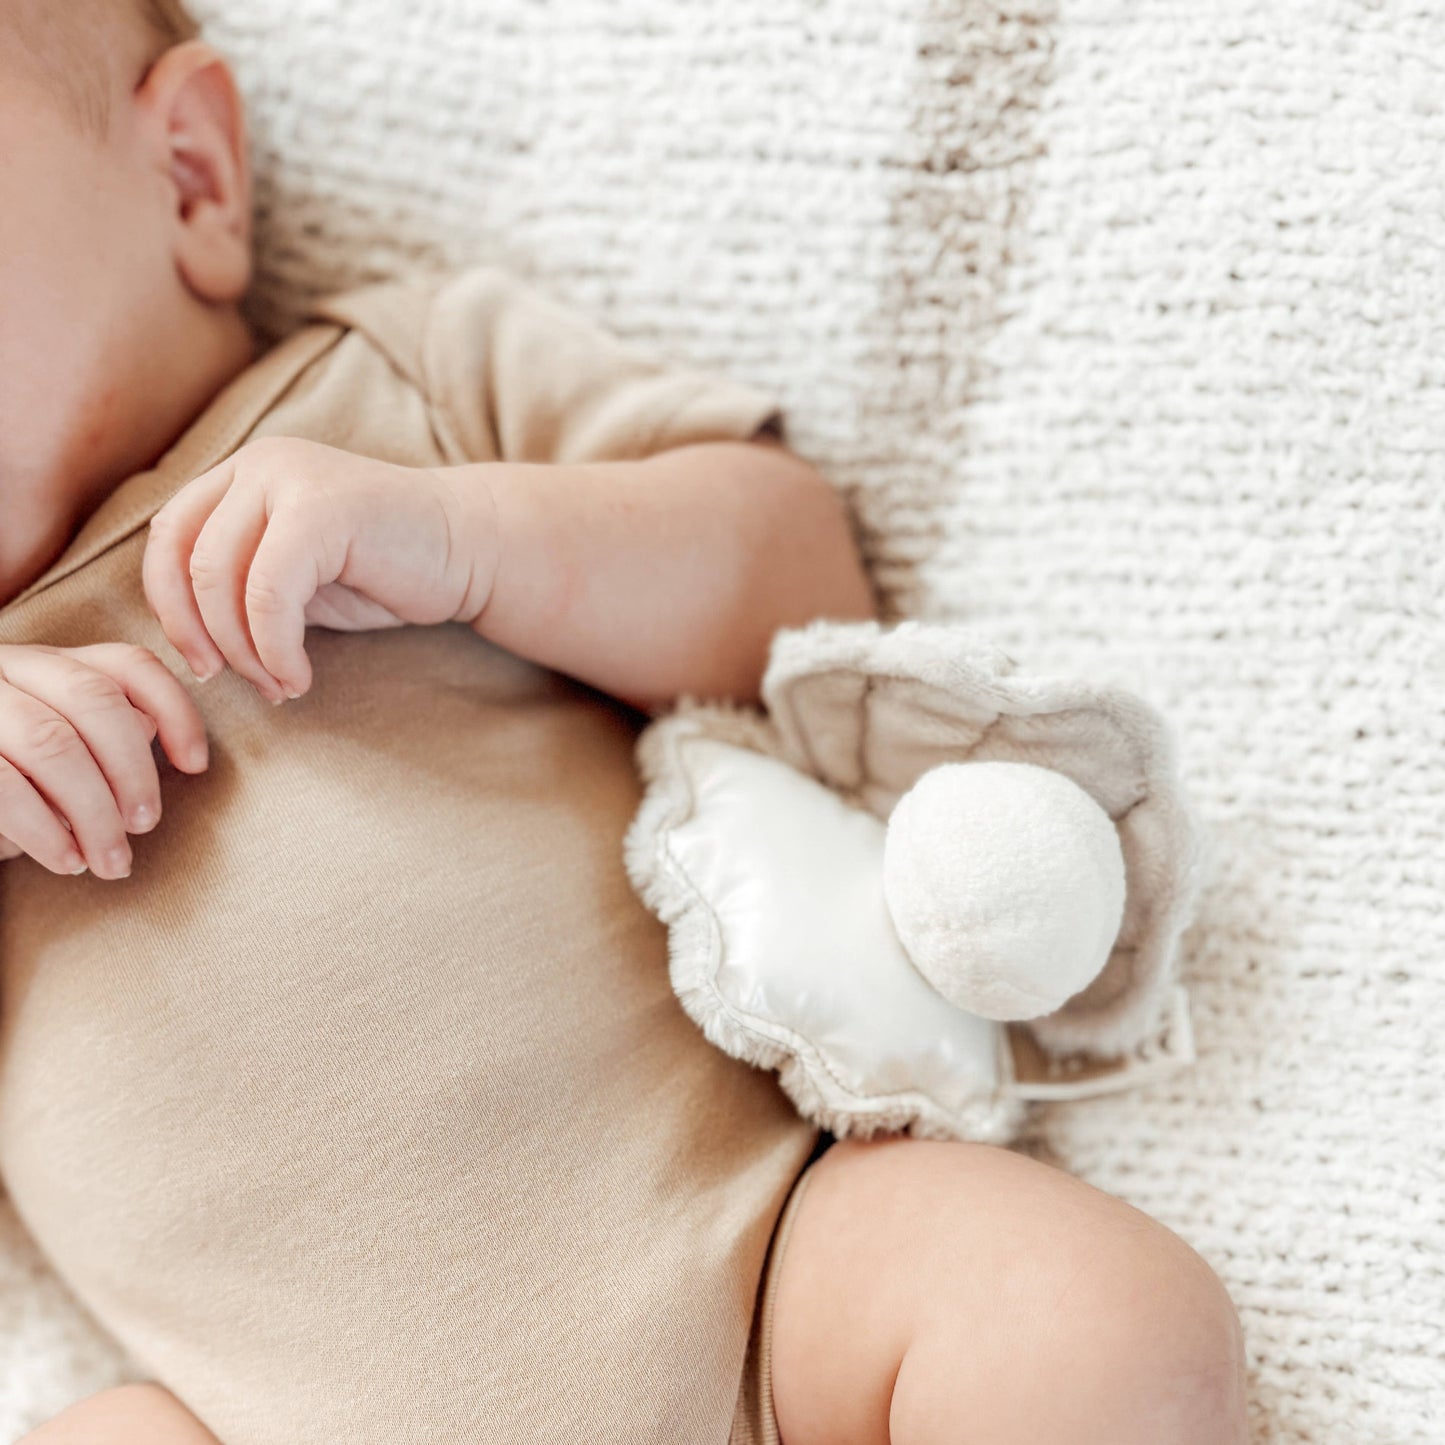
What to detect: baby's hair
<box><xmin>3</xmin><ymin>0</ymin><xmax>200</xmax><ymax>135</ymax></box>
<box><xmin>139</xmin><ymin>0</ymin><xmax>201</xmax><ymax>50</ymax></box>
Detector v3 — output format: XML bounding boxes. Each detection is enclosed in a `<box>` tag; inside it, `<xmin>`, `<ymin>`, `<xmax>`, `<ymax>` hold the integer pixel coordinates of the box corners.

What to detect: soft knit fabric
<box><xmin>1</xmin><ymin>3</ymin><xmax>1440</xmax><ymax>1442</ymax></box>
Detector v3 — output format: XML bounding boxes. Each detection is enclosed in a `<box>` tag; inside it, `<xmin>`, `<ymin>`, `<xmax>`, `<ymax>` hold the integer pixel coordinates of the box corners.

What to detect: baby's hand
<box><xmin>0</xmin><ymin>645</ymin><xmax>209</xmax><ymax>879</ymax></box>
<box><xmin>143</xmin><ymin>438</ymin><xmax>498</xmax><ymax>704</ymax></box>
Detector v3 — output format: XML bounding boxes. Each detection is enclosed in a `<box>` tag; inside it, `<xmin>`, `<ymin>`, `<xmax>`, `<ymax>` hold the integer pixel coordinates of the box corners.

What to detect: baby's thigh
<box><xmin>769</xmin><ymin>1136</ymin><xmax>1248</xmax><ymax>1445</ymax></box>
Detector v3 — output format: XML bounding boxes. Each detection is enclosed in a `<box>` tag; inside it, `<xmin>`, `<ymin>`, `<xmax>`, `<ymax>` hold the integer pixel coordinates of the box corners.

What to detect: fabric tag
<box><xmin>1002</xmin><ymin>986</ymin><xmax>1196</xmax><ymax>1102</ymax></box>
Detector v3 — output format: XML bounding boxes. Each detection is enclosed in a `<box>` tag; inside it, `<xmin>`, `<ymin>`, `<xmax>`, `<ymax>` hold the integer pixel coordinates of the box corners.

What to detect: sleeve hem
<box><xmin>637</xmin><ymin>376</ymin><xmax>786</xmax><ymax>458</ymax></box>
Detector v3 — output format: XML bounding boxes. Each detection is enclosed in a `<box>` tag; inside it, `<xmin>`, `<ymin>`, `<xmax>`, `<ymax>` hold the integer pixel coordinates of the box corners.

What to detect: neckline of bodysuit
<box><xmin>2</xmin><ymin>322</ymin><xmax>343</xmax><ymax>622</ymax></box>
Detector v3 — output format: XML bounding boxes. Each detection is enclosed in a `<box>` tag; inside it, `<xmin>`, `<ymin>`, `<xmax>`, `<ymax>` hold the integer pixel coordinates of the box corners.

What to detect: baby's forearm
<box><xmin>461</xmin><ymin>442</ymin><xmax>878</xmax><ymax>708</ymax></box>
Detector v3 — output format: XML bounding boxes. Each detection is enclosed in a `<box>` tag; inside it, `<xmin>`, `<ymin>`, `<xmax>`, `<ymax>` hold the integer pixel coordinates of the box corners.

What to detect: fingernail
<box><xmin>130</xmin><ymin>803</ymin><xmax>158</xmax><ymax>833</ymax></box>
<box><xmin>65</xmin><ymin>855</ymin><xmax>88</xmax><ymax>876</ymax></box>
<box><xmin>188</xmin><ymin>742</ymin><xmax>210</xmax><ymax>772</ymax></box>
<box><xmin>193</xmin><ymin>661</ymin><xmax>221</xmax><ymax>683</ymax></box>
<box><xmin>284</xmin><ymin>686</ymin><xmax>304</xmax><ymax>701</ymax></box>
<box><xmin>103</xmin><ymin>847</ymin><xmax>132</xmax><ymax>879</ymax></box>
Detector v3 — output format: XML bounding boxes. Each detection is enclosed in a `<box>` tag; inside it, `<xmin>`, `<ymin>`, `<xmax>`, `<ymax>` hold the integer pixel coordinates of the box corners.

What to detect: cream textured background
<box><xmin>3</xmin><ymin>1</ymin><xmax>1442</xmax><ymax>1440</ymax></box>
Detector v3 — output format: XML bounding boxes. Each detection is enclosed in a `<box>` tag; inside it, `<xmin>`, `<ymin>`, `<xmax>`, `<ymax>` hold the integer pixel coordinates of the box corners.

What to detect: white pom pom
<box><xmin>882</xmin><ymin>761</ymin><xmax>1127</xmax><ymax>1022</ymax></box>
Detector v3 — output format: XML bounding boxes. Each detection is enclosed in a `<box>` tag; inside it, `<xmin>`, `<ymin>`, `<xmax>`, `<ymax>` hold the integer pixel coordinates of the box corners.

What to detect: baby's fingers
<box><xmin>0</xmin><ymin>647</ymin><xmax>208</xmax><ymax>879</ymax></box>
<box><xmin>0</xmin><ymin>765</ymin><xmax>87</xmax><ymax>876</ymax></box>
<box><xmin>188</xmin><ymin>483</ymin><xmax>292</xmax><ymax>703</ymax></box>
<box><xmin>244</xmin><ymin>517</ymin><xmax>325</xmax><ymax>699</ymax></box>
<box><xmin>73</xmin><ymin>645</ymin><xmax>210</xmax><ymax>777</ymax></box>
<box><xmin>0</xmin><ymin>679</ymin><xmax>130</xmax><ymax>878</ymax></box>
<box><xmin>144</xmin><ymin>462</ymin><xmax>235</xmax><ymax>683</ymax></box>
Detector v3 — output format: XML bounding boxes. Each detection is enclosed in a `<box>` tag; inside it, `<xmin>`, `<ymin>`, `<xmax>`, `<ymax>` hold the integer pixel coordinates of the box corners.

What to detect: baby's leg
<box><xmin>770</xmin><ymin>1137</ymin><xmax>1247</xmax><ymax>1445</ymax></box>
<box><xmin>20</xmin><ymin>1386</ymin><xmax>220</xmax><ymax>1444</ymax></box>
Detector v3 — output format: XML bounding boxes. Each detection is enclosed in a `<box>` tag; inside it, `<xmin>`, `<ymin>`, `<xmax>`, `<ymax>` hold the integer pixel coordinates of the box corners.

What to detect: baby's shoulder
<box><xmin>310</xmin><ymin>266</ymin><xmax>558</xmax><ymax>368</ymax></box>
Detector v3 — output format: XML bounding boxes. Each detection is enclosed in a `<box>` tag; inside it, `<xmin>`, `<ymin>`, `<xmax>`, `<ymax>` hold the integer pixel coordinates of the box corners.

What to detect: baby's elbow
<box><xmin>754</xmin><ymin>443</ymin><xmax>879</xmax><ymax>627</ymax></box>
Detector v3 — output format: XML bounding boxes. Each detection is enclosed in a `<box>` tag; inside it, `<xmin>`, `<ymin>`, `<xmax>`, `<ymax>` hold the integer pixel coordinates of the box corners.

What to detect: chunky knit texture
<box><xmin>3</xmin><ymin>1</ymin><xmax>1441</xmax><ymax>1440</ymax></box>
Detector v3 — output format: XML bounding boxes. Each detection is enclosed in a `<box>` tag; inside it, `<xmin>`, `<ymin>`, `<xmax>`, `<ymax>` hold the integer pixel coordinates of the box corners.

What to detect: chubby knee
<box><xmin>1105</xmin><ymin>1225</ymin><xmax>1248</xmax><ymax>1443</ymax></box>
<box><xmin>887</xmin><ymin>1144</ymin><xmax>1248</xmax><ymax>1445</ymax></box>
<box><xmin>772</xmin><ymin>1135</ymin><xmax>1247</xmax><ymax>1445</ymax></box>
<box><xmin>1006</xmin><ymin>1212</ymin><xmax>1247</xmax><ymax>1444</ymax></box>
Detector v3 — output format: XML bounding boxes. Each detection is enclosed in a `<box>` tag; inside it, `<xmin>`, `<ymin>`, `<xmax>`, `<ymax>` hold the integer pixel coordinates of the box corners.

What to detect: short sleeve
<box><xmin>415</xmin><ymin>269</ymin><xmax>783</xmax><ymax>466</ymax></box>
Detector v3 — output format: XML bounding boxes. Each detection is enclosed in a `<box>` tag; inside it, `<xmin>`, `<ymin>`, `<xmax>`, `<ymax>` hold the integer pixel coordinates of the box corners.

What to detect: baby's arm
<box><xmin>144</xmin><ymin>435</ymin><xmax>875</xmax><ymax>709</ymax></box>
<box><xmin>465</xmin><ymin>437</ymin><xmax>876</xmax><ymax>708</ymax></box>
<box><xmin>0</xmin><ymin>644</ymin><xmax>209</xmax><ymax>878</ymax></box>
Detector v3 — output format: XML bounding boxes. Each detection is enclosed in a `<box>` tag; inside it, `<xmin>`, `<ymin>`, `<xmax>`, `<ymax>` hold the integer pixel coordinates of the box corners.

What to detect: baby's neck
<box><xmin>1</xmin><ymin>311</ymin><xmax>258</xmax><ymax>609</ymax></box>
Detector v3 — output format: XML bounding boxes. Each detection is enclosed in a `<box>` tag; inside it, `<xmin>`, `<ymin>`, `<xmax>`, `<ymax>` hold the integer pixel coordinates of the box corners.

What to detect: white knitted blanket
<box><xmin>4</xmin><ymin>2</ymin><xmax>1441</xmax><ymax>1440</ymax></box>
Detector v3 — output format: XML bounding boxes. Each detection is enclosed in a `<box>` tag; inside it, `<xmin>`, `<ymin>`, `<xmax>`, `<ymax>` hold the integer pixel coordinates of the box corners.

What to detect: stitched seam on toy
<box><xmin>1114</xmin><ymin>793</ymin><xmax>1148</xmax><ymax>824</ymax></box>
<box><xmin>781</xmin><ymin>678</ymin><xmax>828</xmax><ymax>784</ymax></box>
<box><xmin>651</xmin><ymin>731</ymin><xmax>735</xmax><ymax>1026</ymax></box>
<box><xmin>855</xmin><ymin>674</ymin><xmax>873</xmax><ymax>797</ymax></box>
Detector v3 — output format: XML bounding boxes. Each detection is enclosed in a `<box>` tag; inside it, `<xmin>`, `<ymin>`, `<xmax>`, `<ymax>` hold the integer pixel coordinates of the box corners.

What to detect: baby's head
<box><xmin>0</xmin><ymin>0</ymin><xmax>255</xmax><ymax>601</ymax></box>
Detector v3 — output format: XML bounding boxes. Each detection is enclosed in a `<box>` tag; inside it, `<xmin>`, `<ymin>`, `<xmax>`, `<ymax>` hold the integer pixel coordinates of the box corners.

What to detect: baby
<box><xmin>0</xmin><ymin>3</ymin><xmax>1250</xmax><ymax>1443</ymax></box>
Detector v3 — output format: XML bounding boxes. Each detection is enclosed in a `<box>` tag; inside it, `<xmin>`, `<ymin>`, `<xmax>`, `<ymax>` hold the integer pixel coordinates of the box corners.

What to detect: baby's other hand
<box><xmin>0</xmin><ymin>644</ymin><xmax>209</xmax><ymax>880</ymax></box>
<box><xmin>143</xmin><ymin>438</ymin><xmax>499</xmax><ymax>705</ymax></box>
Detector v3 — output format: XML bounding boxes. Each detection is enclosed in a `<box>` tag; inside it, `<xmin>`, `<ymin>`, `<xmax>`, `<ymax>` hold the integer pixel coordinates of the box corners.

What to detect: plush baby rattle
<box><xmin>626</xmin><ymin>621</ymin><xmax>1201</xmax><ymax>1143</ymax></box>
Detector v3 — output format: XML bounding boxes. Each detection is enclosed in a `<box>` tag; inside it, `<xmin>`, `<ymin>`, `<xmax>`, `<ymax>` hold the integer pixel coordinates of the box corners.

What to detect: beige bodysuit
<box><xmin>0</xmin><ymin>269</ymin><xmax>819</xmax><ymax>1445</ymax></box>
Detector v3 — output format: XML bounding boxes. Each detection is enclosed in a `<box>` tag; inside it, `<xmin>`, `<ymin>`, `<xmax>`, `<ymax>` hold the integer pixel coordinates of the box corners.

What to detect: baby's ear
<box><xmin>137</xmin><ymin>41</ymin><xmax>252</xmax><ymax>305</ymax></box>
